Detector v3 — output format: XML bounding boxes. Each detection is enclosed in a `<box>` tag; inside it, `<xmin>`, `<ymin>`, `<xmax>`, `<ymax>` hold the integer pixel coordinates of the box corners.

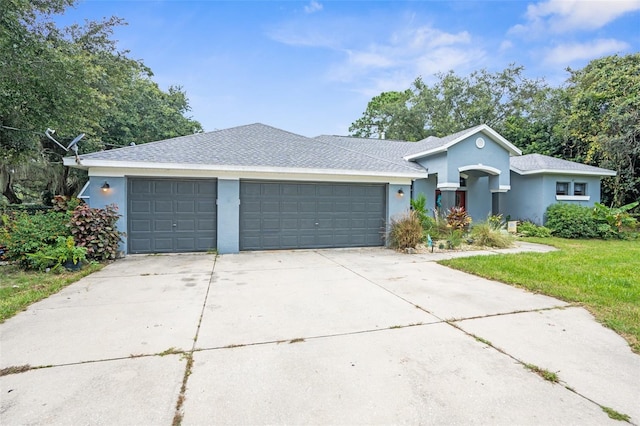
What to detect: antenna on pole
<box><xmin>44</xmin><ymin>128</ymin><xmax>85</xmax><ymax>163</ymax></box>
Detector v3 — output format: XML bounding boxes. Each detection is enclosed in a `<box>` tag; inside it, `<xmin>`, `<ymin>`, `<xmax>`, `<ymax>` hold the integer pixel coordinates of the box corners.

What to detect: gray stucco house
<box><xmin>64</xmin><ymin>123</ymin><xmax>615</xmax><ymax>254</ymax></box>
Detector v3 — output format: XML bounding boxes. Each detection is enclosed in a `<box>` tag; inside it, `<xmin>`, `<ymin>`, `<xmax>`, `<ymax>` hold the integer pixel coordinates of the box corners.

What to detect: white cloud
<box><xmin>327</xmin><ymin>25</ymin><xmax>477</xmax><ymax>85</ymax></box>
<box><xmin>544</xmin><ymin>38</ymin><xmax>630</xmax><ymax>64</ymax></box>
<box><xmin>499</xmin><ymin>40</ymin><xmax>514</xmax><ymax>52</ymax></box>
<box><xmin>304</xmin><ymin>1</ymin><xmax>323</xmax><ymax>14</ymax></box>
<box><xmin>511</xmin><ymin>0</ymin><xmax>640</xmax><ymax>35</ymax></box>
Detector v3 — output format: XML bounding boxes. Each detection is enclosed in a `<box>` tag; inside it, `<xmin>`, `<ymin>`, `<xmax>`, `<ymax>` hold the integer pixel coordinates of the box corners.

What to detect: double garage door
<box><xmin>239</xmin><ymin>181</ymin><xmax>386</xmax><ymax>250</ymax></box>
<box><xmin>127</xmin><ymin>178</ymin><xmax>386</xmax><ymax>253</ymax></box>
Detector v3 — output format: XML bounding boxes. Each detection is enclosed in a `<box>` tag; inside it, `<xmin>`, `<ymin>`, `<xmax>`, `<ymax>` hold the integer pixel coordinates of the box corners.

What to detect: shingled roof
<box><xmin>71</xmin><ymin>123</ymin><xmax>427</xmax><ymax>177</ymax></box>
<box><xmin>67</xmin><ymin>123</ymin><xmax>615</xmax><ymax>179</ymax></box>
<box><xmin>511</xmin><ymin>154</ymin><xmax>616</xmax><ymax>176</ymax></box>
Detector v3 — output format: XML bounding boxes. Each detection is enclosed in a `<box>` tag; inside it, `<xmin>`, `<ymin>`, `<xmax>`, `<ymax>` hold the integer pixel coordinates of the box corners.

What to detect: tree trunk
<box><xmin>0</xmin><ymin>166</ymin><xmax>22</xmax><ymax>204</ymax></box>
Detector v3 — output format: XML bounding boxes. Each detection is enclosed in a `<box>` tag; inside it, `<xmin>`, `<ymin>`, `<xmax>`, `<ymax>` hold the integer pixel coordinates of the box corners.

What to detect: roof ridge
<box><xmin>314</xmin><ymin>136</ymin><xmax>427</xmax><ymax>173</ymax></box>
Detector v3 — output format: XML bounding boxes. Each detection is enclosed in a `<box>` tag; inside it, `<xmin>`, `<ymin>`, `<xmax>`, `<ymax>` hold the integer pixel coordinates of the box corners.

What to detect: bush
<box><xmin>517</xmin><ymin>221</ymin><xmax>552</xmax><ymax>238</ymax></box>
<box><xmin>592</xmin><ymin>201</ymin><xmax>639</xmax><ymax>239</ymax></box>
<box><xmin>1</xmin><ymin>211</ymin><xmax>71</xmax><ymax>266</ymax></box>
<box><xmin>70</xmin><ymin>204</ymin><xmax>123</xmax><ymax>260</ymax></box>
<box><xmin>545</xmin><ymin>203</ymin><xmax>598</xmax><ymax>239</ymax></box>
<box><xmin>388</xmin><ymin>211</ymin><xmax>424</xmax><ymax>249</ymax></box>
<box><xmin>470</xmin><ymin>223</ymin><xmax>513</xmax><ymax>248</ymax></box>
<box><xmin>446</xmin><ymin>207</ymin><xmax>472</xmax><ymax>231</ymax></box>
<box><xmin>411</xmin><ymin>194</ymin><xmax>437</xmax><ymax>236</ymax></box>
<box><xmin>26</xmin><ymin>236</ymin><xmax>88</xmax><ymax>271</ymax></box>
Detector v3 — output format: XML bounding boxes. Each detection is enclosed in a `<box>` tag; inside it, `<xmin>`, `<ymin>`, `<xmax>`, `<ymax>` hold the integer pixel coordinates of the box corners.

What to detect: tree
<box><xmin>349</xmin><ymin>65</ymin><xmax>548</xmax><ymax>141</ymax></box>
<box><xmin>561</xmin><ymin>54</ymin><xmax>640</xmax><ymax>206</ymax></box>
<box><xmin>100</xmin><ymin>77</ymin><xmax>202</xmax><ymax>149</ymax></box>
<box><xmin>348</xmin><ymin>90</ymin><xmax>424</xmax><ymax>140</ymax></box>
<box><xmin>0</xmin><ymin>0</ymin><xmax>202</xmax><ymax>204</ymax></box>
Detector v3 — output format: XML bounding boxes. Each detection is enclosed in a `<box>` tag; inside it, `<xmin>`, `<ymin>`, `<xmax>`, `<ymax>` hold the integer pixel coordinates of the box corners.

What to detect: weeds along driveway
<box><xmin>1</xmin><ymin>247</ymin><xmax>639</xmax><ymax>425</ymax></box>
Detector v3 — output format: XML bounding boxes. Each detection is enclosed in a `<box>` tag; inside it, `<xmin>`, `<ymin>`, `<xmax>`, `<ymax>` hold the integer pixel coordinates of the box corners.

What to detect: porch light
<box><xmin>101</xmin><ymin>181</ymin><xmax>110</xmax><ymax>192</ymax></box>
<box><xmin>397</xmin><ymin>189</ymin><xmax>404</xmax><ymax>197</ymax></box>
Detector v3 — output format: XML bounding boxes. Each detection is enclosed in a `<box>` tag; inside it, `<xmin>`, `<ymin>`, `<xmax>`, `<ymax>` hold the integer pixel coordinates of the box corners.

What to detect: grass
<box><xmin>524</xmin><ymin>363</ymin><xmax>560</xmax><ymax>383</ymax></box>
<box><xmin>0</xmin><ymin>262</ymin><xmax>105</xmax><ymax>322</ymax></box>
<box><xmin>439</xmin><ymin>238</ymin><xmax>640</xmax><ymax>353</ymax></box>
<box><xmin>601</xmin><ymin>406</ymin><xmax>631</xmax><ymax>422</ymax></box>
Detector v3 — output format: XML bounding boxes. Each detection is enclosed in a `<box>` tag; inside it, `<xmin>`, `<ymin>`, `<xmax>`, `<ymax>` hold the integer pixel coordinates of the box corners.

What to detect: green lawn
<box><xmin>0</xmin><ymin>262</ymin><xmax>104</xmax><ymax>322</ymax></box>
<box><xmin>439</xmin><ymin>238</ymin><xmax>640</xmax><ymax>353</ymax></box>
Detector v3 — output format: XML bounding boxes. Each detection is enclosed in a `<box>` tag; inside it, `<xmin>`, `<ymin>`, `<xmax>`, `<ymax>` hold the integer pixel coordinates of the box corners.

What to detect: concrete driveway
<box><xmin>1</xmin><ymin>245</ymin><xmax>638</xmax><ymax>425</ymax></box>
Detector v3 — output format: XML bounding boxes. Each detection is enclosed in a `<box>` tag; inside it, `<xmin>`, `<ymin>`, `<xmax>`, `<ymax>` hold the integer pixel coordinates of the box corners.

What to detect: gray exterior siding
<box><xmin>503</xmin><ymin>172</ymin><xmax>603</xmax><ymax>224</ymax></box>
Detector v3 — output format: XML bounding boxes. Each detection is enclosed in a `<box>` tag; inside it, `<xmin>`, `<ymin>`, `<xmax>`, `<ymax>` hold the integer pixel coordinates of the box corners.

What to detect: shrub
<box><xmin>545</xmin><ymin>203</ymin><xmax>598</xmax><ymax>239</ymax></box>
<box><xmin>470</xmin><ymin>223</ymin><xmax>513</xmax><ymax>248</ymax></box>
<box><xmin>445</xmin><ymin>228</ymin><xmax>464</xmax><ymax>249</ymax></box>
<box><xmin>517</xmin><ymin>221</ymin><xmax>552</xmax><ymax>238</ymax></box>
<box><xmin>411</xmin><ymin>194</ymin><xmax>437</xmax><ymax>235</ymax></box>
<box><xmin>592</xmin><ymin>201</ymin><xmax>639</xmax><ymax>239</ymax></box>
<box><xmin>1</xmin><ymin>211</ymin><xmax>71</xmax><ymax>266</ymax></box>
<box><xmin>388</xmin><ymin>211</ymin><xmax>424</xmax><ymax>249</ymax></box>
<box><xmin>26</xmin><ymin>236</ymin><xmax>88</xmax><ymax>271</ymax></box>
<box><xmin>446</xmin><ymin>207</ymin><xmax>472</xmax><ymax>231</ymax></box>
<box><xmin>70</xmin><ymin>204</ymin><xmax>123</xmax><ymax>260</ymax></box>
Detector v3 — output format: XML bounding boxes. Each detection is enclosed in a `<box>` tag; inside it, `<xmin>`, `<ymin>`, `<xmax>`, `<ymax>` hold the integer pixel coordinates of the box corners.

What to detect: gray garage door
<box><xmin>240</xmin><ymin>181</ymin><xmax>386</xmax><ymax>250</ymax></box>
<box><xmin>128</xmin><ymin>178</ymin><xmax>217</xmax><ymax>254</ymax></box>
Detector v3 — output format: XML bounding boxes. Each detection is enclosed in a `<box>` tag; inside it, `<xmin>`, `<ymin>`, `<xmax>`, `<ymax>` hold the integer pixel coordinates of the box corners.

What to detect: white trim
<box><xmin>510</xmin><ymin>166</ymin><xmax>616</xmax><ymax>177</ymax></box>
<box><xmin>66</xmin><ymin>158</ymin><xmax>427</xmax><ymax>181</ymax></box>
<box><xmin>404</xmin><ymin>124</ymin><xmax>522</xmax><ymax>161</ymax></box>
<box><xmin>86</xmin><ymin>167</ymin><xmax>414</xmax><ymax>185</ymax></box>
<box><xmin>77</xmin><ymin>181</ymin><xmax>90</xmax><ymax>199</ymax></box>
<box><xmin>458</xmin><ymin>164</ymin><xmax>501</xmax><ymax>175</ymax></box>
<box><xmin>437</xmin><ymin>182</ymin><xmax>460</xmax><ymax>190</ymax></box>
<box><xmin>556</xmin><ymin>195</ymin><xmax>591</xmax><ymax>201</ymax></box>
<box><xmin>491</xmin><ymin>185</ymin><xmax>511</xmax><ymax>193</ymax></box>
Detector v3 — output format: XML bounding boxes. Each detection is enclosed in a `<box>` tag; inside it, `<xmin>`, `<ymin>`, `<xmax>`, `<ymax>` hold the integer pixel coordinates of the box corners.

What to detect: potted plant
<box><xmin>27</xmin><ymin>236</ymin><xmax>88</xmax><ymax>271</ymax></box>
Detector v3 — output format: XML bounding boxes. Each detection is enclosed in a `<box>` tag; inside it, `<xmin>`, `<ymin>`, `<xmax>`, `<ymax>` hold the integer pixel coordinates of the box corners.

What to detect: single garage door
<box><xmin>240</xmin><ymin>181</ymin><xmax>386</xmax><ymax>250</ymax></box>
<box><xmin>128</xmin><ymin>178</ymin><xmax>217</xmax><ymax>254</ymax></box>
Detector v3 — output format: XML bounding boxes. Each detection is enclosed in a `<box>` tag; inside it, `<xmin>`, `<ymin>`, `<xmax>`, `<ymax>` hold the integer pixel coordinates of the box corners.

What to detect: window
<box><xmin>574</xmin><ymin>183</ymin><xmax>586</xmax><ymax>196</ymax></box>
<box><xmin>556</xmin><ymin>182</ymin><xmax>569</xmax><ymax>196</ymax></box>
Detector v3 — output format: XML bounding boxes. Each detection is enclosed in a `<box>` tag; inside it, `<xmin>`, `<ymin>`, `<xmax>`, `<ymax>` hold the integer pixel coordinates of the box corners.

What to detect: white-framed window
<box><xmin>556</xmin><ymin>182</ymin><xmax>569</xmax><ymax>196</ymax></box>
<box><xmin>574</xmin><ymin>182</ymin><xmax>587</xmax><ymax>196</ymax></box>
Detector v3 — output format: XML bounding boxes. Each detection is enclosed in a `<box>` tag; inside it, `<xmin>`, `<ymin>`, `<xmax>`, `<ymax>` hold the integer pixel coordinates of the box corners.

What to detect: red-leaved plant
<box><xmin>70</xmin><ymin>204</ymin><xmax>124</xmax><ymax>260</ymax></box>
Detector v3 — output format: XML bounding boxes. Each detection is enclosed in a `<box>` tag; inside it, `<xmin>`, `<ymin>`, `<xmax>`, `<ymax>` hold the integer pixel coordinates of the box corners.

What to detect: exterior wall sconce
<box><xmin>101</xmin><ymin>181</ymin><xmax>110</xmax><ymax>192</ymax></box>
<box><xmin>397</xmin><ymin>188</ymin><xmax>404</xmax><ymax>197</ymax></box>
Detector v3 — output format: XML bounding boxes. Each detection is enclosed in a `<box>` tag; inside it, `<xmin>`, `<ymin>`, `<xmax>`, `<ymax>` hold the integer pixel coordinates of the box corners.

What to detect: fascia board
<box><xmin>510</xmin><ymin>166</ymin><xmax>616</xmax><ymax>177</ymax></box>
<box><xmin>67</xmin><ymin>159</ymin><xmax>427</xmax><ymax>179</ymax></box>
<box><xmin>404</xmin><ymin>124</ymin><xmax>522</xmax><ymax>161</ymax></box>
<box><xmin>82</xmin><ymin>164</ymin><xmax>425</xmax><ymax>185</ymax></box>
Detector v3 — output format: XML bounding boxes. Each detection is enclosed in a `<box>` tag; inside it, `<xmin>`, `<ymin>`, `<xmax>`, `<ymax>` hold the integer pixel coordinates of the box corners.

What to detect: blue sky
<box><xmin>58</xmin><ymin>0</ymin><xmax>640</xmax><ymax>137</ymax></box>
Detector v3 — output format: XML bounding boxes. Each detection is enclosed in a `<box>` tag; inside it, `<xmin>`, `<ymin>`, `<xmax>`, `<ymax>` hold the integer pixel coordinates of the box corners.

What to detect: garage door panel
<box><xmin>197</xmin><ymin>200</ymin><xmax>216</xmax><ymax>213</ymax></box>
<box><xmin>128</xmin><ymin>179</ymin><xmax>216</xmax><ymax>254</ymax></box>
<box><xmin>130</xmin><ymin>219</ymin><xmax>151</xmax><ymax>232</ymax></box>
<box><xmin>129</xmin><ymin>238</ymin><xmax>151</xmax><ymax>252</ymax></box>
<box><xmin>239</xmin><ymin>181</ymin><xmax>385</xmax><ymax>250</ymax></box>
<box><xmin>154</xmin><ymin>219</ymin><xmax>174</xmax><ymax>232</ymax></box>
<box><xmin>154</xmin><ymin>200</ymin><xmax>173</xmax><ymax>214</ymax></box>
<box><xmin>197</xmin><ymin>218</ymin><xmax>216</xmax><ymax>231</ymax></box>
<box><xmin>153</xmin><ymin>181</ymin><xmax>172</xmax><ymax>194</ymax></box>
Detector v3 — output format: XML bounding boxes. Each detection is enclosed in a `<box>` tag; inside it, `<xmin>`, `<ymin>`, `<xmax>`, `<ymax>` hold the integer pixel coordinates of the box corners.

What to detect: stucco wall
<box><xmin>412</xmin><ymin>176</ymin><xmax>437</xmax><ymax>216</ymax></box>
<box><xmin>466</xmin><ymin>176</ymin><xmax>492</xmax><ymax>221</ymax></box>
<box><xmin>448</xmin><ymin>134</ymin><xmax>511</xmax><ymax>190</ymax></box>
<box><xmin>217</xmin><ymin>179</ymin><xmax>240</xmax><ymax>254</ymax></box>
<box><xmin>503</xmin><ymin>172</ymin><xmax>603</xmax><ymax>225</ymax></box>
<box><xmin>87</xmin><ymin>176</ymin><xmax>128</xmax><ymax>254</ymax></box>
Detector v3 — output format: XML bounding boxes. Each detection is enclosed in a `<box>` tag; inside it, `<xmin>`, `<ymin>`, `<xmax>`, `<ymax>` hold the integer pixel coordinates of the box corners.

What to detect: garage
<box><xmin>127</xmin><ymin>178</ymin><xmax>217</xmax><ymax>254</ymax></box>
<box><xmin>239</xmin><ymin>181</ymin><xmax>386</xmax><ymax>250</ymax></box>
